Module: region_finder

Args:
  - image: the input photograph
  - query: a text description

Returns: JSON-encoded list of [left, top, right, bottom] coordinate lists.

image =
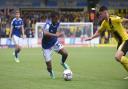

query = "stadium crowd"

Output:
[[0, 10, 90, 38], [0, 9, 128, 38]]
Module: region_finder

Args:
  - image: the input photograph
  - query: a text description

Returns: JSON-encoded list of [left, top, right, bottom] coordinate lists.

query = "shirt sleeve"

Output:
[[11, 20, 14, 29], [43, 23, 50, 31], [57, 22, 60, 31], [21, 20, 24, 26], [11, 20, 14, 26], [98, 20, 106, 33]]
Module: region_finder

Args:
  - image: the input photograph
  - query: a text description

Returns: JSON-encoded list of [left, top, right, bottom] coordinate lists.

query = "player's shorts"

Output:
[[12, 35, 22, 46], [43, 41, 63, 62], [117, 40, 128, 56]]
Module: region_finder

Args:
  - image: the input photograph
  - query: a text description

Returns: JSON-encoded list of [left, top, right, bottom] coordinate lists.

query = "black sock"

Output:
[[47, 68, 52, 74], [15, 49, 20, 58], [61, 54, 68, 63]]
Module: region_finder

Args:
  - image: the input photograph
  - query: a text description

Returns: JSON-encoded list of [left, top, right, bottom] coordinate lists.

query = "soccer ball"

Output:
[[63, 69, 73, 81]]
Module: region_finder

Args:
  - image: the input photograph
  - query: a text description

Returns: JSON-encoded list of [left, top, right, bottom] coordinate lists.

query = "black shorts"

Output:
[[117, 40, 128, 56]]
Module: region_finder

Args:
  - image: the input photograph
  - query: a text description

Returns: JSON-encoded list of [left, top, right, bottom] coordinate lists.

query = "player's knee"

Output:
[[114, 55, 121, 62]]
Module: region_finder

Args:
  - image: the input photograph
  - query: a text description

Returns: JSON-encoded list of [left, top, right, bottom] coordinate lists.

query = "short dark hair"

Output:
[[99, 6, 108, 12], [50, 11, 59, 18], [15, 10, 20, 13]]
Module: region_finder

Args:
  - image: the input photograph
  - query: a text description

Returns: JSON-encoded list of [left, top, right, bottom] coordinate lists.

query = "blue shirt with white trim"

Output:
[[42, 20, 60, 49], [11, 18, 24, 37]]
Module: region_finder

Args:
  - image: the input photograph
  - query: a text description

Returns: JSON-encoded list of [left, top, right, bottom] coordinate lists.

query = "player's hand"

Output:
[[56, 32, 64, 37], [85, 37, 92, 41]]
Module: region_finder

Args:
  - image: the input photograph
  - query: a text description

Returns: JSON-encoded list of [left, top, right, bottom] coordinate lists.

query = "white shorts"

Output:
[[12, 35, 23, 46], [43, 41, 63, 62]]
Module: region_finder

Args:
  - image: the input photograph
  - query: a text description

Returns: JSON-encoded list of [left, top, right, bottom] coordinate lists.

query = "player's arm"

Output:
[[85, 21, 105, 41], [9, 22, 13, 39], [122, 18, 128, 23], [21, 25, 25, 38], [85, 30, 100, 41], [113, 17, 128, 23], [21, 20, 25, 38]]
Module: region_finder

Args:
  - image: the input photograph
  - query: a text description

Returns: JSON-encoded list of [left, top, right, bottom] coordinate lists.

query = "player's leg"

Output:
[[43, 49, 55, 79], [46, 61, 55, 79], [54, 41, 70, 69], [15, 45, 21, 58], [115, 40, 128, 72], [12, 35, 21, 62], [59, 48, 70, 69]]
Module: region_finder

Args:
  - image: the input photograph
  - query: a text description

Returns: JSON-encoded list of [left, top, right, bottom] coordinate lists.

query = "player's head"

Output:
[[15, 10, 20, 19], [50, 11, 60, 24], [99, 6, 109, 20]]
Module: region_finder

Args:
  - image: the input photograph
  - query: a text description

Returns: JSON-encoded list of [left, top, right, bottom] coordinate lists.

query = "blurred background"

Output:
[[0, 0, 128, 48]]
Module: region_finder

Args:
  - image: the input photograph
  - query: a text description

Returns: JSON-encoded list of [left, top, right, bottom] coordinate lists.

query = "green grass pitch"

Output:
[[0, 47, 128, 89]]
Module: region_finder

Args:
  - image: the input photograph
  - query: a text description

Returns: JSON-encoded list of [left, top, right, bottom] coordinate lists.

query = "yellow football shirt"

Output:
[[98, 15, 128, 43]]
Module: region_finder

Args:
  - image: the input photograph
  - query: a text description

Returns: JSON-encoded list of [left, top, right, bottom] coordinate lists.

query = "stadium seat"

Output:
[[76, 0, 87, 7], [47, 0, 57, 7]]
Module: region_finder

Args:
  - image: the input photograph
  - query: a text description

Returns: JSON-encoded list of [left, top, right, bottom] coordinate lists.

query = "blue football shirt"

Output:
[[42, 20, 60, 49], [11, 18, 24, 37]]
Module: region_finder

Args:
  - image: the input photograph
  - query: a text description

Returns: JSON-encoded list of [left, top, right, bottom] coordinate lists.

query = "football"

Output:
[[63, 69, 73, 81]]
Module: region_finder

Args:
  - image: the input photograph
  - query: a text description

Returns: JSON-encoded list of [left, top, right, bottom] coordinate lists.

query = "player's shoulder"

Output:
[[110, 15, 120, 18], [57, 21, 60, 25], [12, 18, 23, 21], [11, 18, 17, 24], [18, 18, 23, 22], [12, 18, 17, 22], [45, 19, 52, 25], [110, 15, 121, 20], [43, 19, 51, 29], [19, 18, 23, 20]]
